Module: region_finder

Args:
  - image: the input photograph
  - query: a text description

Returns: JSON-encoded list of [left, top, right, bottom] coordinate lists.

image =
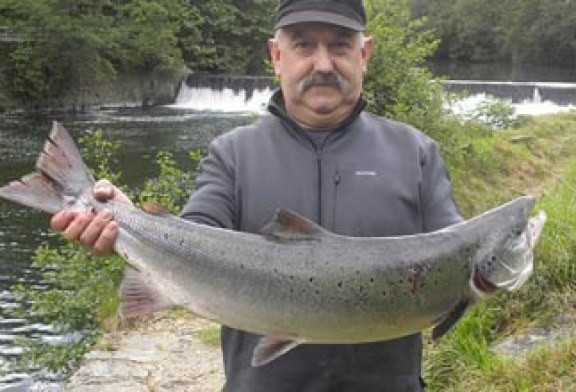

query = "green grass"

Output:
[[197, 325, 221, 347], [424, 111, 576, 391]]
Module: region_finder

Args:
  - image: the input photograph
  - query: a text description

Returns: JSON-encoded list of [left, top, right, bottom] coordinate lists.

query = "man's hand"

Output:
[[50, 180, 132, 256], [491, 211, 547, 292]]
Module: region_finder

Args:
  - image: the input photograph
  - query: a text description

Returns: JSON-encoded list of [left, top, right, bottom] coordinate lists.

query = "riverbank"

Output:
[[66, 311, 224, 392]]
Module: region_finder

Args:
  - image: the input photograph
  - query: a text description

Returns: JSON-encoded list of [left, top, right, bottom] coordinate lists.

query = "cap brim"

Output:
[[274, 10, 365, 31]]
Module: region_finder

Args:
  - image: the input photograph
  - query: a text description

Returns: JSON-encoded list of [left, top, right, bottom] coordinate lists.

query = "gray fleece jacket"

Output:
[[181, 90, 462, 392]]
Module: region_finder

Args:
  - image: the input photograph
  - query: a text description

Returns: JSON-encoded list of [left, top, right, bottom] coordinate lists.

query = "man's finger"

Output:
[[51, 211, 75, 232], [61, 211, 95, 242], [92, 221, 119, 256], [78, 209, 114, 248]]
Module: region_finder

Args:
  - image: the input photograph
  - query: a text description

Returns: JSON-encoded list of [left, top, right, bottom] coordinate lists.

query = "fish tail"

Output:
[[0, 121, 95, 214]]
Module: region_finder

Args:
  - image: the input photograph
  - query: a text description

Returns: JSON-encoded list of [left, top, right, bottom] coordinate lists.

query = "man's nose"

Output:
[[313, 45, 335, 73]]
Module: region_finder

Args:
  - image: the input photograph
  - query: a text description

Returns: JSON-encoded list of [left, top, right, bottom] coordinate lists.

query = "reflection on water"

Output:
[[0, 107, 254, 390], [429, 60, 576, 82]]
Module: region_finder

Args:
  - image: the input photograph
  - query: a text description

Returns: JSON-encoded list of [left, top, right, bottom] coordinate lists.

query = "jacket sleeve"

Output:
[[180, 135, 236, 229], [419, 139, 463, 232]]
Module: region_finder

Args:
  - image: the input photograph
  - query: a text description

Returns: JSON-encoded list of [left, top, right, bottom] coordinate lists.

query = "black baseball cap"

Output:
[[274, 0, 366, 32]]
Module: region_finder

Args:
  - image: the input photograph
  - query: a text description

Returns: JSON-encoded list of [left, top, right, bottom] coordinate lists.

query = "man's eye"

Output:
[[333, 41, 352, 51], [294, 41, 312, 49]]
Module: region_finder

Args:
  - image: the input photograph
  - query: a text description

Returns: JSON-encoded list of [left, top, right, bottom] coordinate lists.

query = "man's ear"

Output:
[[361, 36, 374, 74], [268, 38, 281, 77]]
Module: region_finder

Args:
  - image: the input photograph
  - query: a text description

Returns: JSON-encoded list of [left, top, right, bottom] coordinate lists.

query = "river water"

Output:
[[0, 107, 254, 391]]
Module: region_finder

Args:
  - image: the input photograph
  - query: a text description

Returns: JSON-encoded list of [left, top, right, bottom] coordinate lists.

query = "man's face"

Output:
[[269, 23, 373, 130]]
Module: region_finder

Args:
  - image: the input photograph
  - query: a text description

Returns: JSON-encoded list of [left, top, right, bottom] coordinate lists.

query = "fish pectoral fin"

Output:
[[118, 267, 175, 318], [431, 299, 471, 340], [252, 336, 302, 367], [260, 208, 325, 242]]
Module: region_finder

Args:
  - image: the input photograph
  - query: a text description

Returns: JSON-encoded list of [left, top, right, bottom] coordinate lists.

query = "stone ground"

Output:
[[65, 311, 224, 392], [63, 308, 576, 391]]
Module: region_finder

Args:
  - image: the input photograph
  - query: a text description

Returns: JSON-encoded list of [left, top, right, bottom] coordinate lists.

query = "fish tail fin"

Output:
[[0, 121, 95, 214]]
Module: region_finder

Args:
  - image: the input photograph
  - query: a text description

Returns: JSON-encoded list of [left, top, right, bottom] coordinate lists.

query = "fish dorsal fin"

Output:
[[118, 267, 176, 319], [252, 336, 302, 367], [261, 209, 324, 242]]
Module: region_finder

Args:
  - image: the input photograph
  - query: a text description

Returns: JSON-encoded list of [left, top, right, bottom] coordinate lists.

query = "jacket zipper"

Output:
[[333, 170, 341, 230], [316, 149, 323, 225]]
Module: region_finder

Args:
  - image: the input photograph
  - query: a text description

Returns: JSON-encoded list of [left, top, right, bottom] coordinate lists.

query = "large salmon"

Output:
[[0, 122, 546, 366]]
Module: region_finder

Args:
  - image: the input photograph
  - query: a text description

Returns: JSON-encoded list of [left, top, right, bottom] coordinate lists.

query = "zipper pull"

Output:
[[334, 171, 341, 185]]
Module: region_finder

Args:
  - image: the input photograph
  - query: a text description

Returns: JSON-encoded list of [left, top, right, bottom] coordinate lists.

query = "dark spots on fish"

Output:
[[369, 277, 374, 284], [356, 270, 361, 275], [179, 239, 185, 247], [382, 290, 387, 297], [315, 290, 320, 295], [337, 281, 343, 288], [240, 264, 245, 270], [289, 275, 295, 280], [359, 285, 365, 293], [273, 268, 279, 274], [309, 277, 314, 283], [409, 264, 425, 295], [163, 232, 169, 240]]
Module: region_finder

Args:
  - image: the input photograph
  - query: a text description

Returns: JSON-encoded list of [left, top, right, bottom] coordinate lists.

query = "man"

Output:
[[51, 1, 527, 390]]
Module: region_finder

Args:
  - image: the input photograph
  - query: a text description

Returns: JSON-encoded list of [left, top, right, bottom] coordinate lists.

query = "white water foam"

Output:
[[168, 83, 274, 114], [450, 92, 574, 119]]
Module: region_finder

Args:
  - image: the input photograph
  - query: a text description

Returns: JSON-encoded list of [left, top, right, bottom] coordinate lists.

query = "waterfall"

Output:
[[532, 87, 542, 103], [443, 80, 576, 105], [169, 74, 276, 113], [165, 75, 575, 116]]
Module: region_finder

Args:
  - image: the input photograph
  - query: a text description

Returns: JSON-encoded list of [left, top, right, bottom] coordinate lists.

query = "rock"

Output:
[[492, 313, 576, 358], [66, 311, 224, 392]]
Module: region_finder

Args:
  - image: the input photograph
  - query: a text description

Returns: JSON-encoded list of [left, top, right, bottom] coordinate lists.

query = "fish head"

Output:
[[472, 196, 546, 296]]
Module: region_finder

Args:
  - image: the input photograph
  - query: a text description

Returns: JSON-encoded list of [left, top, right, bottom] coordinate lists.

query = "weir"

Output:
[[171, 74, 576, 113], [171, 74, 276, 113], [444, 80, 576, 105]]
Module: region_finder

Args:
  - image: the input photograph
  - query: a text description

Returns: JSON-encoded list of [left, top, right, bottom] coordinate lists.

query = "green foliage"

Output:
[[11, 243, 125, 373], [364, 0, 448, 143], [9, 129, 126, 374], [197, 325, 222, 347], [9, 128, 201, 375], [1, 0, 119, 107], [79, 128, 122, 184], [411, 0, 576, 67], [137, 149, 200, 213], [424, 113, 576, 391], [448, 95, 517, 131], [178, 1, 275, 74], [0, 0, 276, 107]]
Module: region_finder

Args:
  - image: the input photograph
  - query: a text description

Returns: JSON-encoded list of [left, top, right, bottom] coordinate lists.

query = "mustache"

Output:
[[297, 72, 349, 93]]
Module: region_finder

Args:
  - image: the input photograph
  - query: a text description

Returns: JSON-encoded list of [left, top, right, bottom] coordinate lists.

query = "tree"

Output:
[[411, 0, 576, 67], [178, 0, 275, 74], [364, 0, 446, 140]]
